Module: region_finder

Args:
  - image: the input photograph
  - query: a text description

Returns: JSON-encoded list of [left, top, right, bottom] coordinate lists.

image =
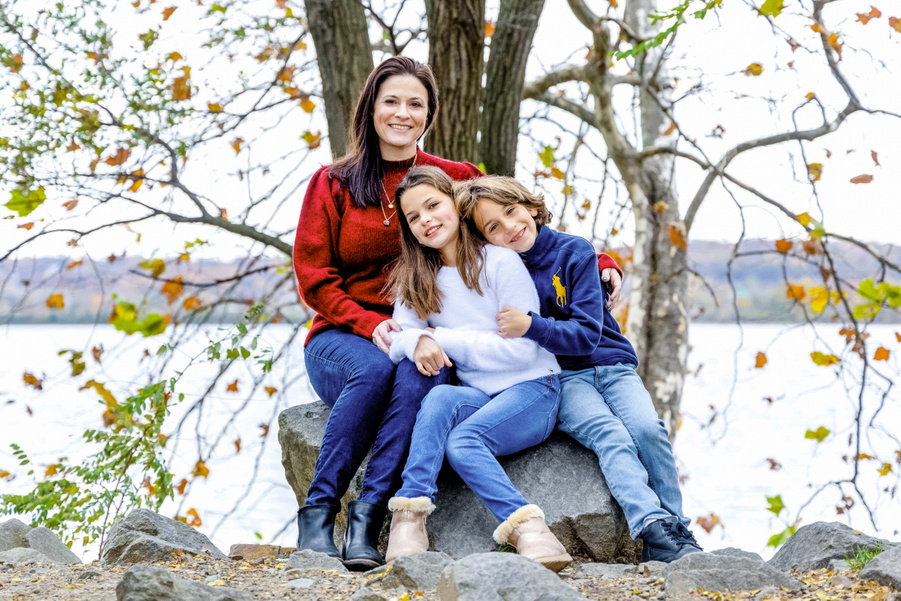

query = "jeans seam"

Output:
[[465, 383, 557, 443]]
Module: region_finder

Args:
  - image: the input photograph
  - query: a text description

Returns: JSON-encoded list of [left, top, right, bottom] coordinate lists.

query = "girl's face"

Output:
[[400, 184, 460, 265], [373, 75, 428, 161], [473, 199, 539, 254]]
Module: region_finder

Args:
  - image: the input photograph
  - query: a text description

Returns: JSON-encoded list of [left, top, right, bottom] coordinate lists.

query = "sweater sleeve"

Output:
[[431, 248, 547, 372], [387, 298, 432, 364], [597, 253, 623, 277], [524, 251, 605, 355], [292, 167, 386, 338]]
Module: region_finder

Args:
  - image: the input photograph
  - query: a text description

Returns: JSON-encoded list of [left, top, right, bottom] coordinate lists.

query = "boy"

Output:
[[457, 176, 702, 563]]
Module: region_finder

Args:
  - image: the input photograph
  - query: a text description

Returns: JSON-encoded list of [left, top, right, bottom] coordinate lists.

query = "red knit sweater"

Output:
[[292, 148, 622, 345]]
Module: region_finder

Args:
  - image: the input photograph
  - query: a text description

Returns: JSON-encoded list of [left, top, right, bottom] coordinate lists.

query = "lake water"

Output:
[[1, 323, 899, 561]]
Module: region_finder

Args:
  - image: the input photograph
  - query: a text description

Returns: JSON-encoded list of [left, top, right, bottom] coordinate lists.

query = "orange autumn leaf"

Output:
[[17, 223, 33, 230], [890, 17, 901, 32], [850, 174, 873, 184], [874, 347, 890, 361], [805, 92, 816, 100], [301, 130, 321, 149], [104, 148, 131, 166], [264, 386, 278, 397], [176, 478, 188, 494], [92, 345, 104, 363], [300, 97, 315, 113], [234, 438, 241, 453], [775, 239, 793, 253], [45, 464, 58, 477], [66, 260, 82, 270], [192, 460, 209, 478], [877, 463, 893, 476], [276, 65, 294, 83], [666, 223, 687, 251], [161, 277, 184, 304], [62, 199, 79, 211], [162, 6, 176, 19], [231, 137, 244, 154], [172, 68, 191, 101], [786, 284, 805, 301], [485, 20, 495, 38], [182, 295, 202, 311], [811, 22, 825, 33], [226, 379, 239, 393], [826, 33, 842, 57], [755, 352, 767, 369], [856, 6, 881, 24], [895, 332, 901, 342], [166, 51, 183, 62], [696, 513, 721, 533], [662, 122, 677, 136], [23, 372, 43, 390], [129, 169, 144, 193], [259, 423, 270, 438], [807, 163, 822, 182], [744, 63, 763, 76], [46, 294, 64, 309], [208, 103, 222, 113], [8, 54, 23, 73], [871, 150, 879, 166], [0, 470, 11, 479], [187, 508, 202, 527]]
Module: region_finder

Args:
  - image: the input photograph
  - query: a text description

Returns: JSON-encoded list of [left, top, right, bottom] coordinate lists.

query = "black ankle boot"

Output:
[[639, 517, 703, 563], [297, 504, 341, 558], [342, 500, 387, 571]]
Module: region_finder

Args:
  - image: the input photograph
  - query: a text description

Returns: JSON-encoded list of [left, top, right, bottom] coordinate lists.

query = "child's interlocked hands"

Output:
[[496, 306, 531, 339], [413, 329, 453, 376]]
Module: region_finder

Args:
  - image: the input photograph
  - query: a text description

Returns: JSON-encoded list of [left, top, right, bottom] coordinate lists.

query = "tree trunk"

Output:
[[425, 0, 485, 163], [481, 0, 546, 175], [304, 0, 373, 160]]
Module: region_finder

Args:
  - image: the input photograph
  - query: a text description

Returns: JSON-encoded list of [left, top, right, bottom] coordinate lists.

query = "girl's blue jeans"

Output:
[[557, 363, 687, 538], [303, 328, 452, 508], [395, 375, 560, 522]]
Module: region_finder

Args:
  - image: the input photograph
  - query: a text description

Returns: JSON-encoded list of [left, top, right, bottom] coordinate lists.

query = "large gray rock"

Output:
[[664, 548, 803, 596], [116, 565, 253, 601], [279, 402, 636, 562], [0, 547, 53, 567], [859, 544, 901, 589], [768, 522, 896, 572], [102, 509, 227, 565], [25, 527, 81, 564], [437, 552, 585, 601], [382, 551, 454, 590], [0, 519, 30, 552]]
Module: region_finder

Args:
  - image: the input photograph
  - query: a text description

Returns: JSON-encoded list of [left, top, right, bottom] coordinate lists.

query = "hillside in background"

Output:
[[2, 239, 899, 325]]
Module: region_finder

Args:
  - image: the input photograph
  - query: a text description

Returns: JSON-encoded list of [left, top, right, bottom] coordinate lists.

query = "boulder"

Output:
[[0, 519, 30, 552], [859, 544, 901, 590], [664, 548, 803, 596], [227, 543, 293, 560], [116, 564, 253, 601], [382, 551, 454, 590], [768, 522, 896, 572], [0, 547, 53, 567], [25, 527, 82, 564], [101, 509, 227, 565], [437, 552, 585, 601], [278, 402, 636, 562]]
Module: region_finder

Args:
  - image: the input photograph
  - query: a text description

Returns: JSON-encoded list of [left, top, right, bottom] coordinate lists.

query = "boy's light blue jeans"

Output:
[[558, 363, 687, 539], [395, 375, 560, 522]]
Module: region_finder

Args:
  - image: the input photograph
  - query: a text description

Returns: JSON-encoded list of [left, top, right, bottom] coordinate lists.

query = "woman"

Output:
[[292, 56, 482, 570]]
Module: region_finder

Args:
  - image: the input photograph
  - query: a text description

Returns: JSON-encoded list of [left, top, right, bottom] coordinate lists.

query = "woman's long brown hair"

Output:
[[386, 166, 486, 320]]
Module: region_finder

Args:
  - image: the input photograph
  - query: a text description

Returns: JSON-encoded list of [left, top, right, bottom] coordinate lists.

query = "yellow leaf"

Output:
[[485, 20, 495, 38], [797, 212, 812, 226], [208, 103, 222, 113], [23, 372, 43, 390], [80, 380, 120, 408], [129, 169, 144, 193], [231, 137, 243, 154], [162, 6, 176, 20], [826, 33, 842, 58], [874, 347, 889, 361], [264, 386, 278, 397], [226, 379, 239, 393], [141, 258, 166, 277], [775, 239, 793, 253], [45, 464, 58, 477], [807, 163, 822, 182], [300, 97, 315, 113], [744, 63, 763, 76], [850, 174, 873, 184], [192, 460, 209, 478], [187, 507, 202, 527], [183, 296, 202, 311], [178, 253, 190, 262], [166, 51, 183, 62], [550, 166, 565, 180], [301, 130, 321, 149], [654, 201, 669, 213], [0, 470, 11, 478], [174, 515, 188, 524], [46, 293, 64, 309], [208, 579, 227, 587], [811, 351, 840, 367], [877, 462, 892, 476], [62, 199, 79, 211], [755, 351, 767, 368]]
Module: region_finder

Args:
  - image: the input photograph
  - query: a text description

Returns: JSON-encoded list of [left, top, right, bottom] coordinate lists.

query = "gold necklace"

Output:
[[378, 151, 417, 227]]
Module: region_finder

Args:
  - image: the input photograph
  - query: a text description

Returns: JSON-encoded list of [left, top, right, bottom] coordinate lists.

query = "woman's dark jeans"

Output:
[[303, 328, 451, 508]]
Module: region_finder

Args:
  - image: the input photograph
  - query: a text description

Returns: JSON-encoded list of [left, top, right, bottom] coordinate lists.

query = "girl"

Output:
[[382, 165, 572, 572]]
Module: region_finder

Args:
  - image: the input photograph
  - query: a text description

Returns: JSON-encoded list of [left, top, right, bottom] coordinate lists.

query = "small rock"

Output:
[[858, 544, 901, 590], [282, 548, 348, 578], [664, 550, 803, 596], [768, 522, 895, 572], [830, 574, 855, 588], [77, 569, 104, 580], [753, 586, 778, 601], [884, 593, 901, 601], [0, 519, 31, 552], [24, 527, 82, 564], [576, 562, 638, 579], [382, 551, 453, 590], [656, 590, 667, 600], [438, 552, 584, 600], [115, 564, 253, 601], [102, 509, 227, 565], [828, 559, 851, 573], [283, 578, 316, 589], [639, 561, 667, 578], [227, 543, 286, 560], [350, 587, 389, 601], [0, 548, 53, 567]]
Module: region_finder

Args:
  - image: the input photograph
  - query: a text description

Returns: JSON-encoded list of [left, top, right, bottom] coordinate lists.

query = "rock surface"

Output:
[[437, 552, 585, 600], [227, 543, 294, 560], [115, 564, 253, 601], [859, 544, 901, 590], [768, 522, 896, 572], [0, 547, 53, 567], [576, 562, 638, 579], [101, 508, 228, 565], [0, 519, 30, 552], [382, 551, 453, 590], [278, 402, 637, 562], [282, 548, 348, 578], [664, 548, 803, 596], [0, 518, 81, 564]]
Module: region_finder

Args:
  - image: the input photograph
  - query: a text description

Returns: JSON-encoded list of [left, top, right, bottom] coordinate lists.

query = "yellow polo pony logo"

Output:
[[552, 268, 567, 307]]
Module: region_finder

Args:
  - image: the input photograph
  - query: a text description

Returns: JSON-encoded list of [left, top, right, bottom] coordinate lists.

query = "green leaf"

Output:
[[539, 145, 555, 169], [5, 187, 47, 217], [759, 0, 783, 18], [804, 426, 830, 443], [765, 494, 785, 516], [767, 523, 797, 548]]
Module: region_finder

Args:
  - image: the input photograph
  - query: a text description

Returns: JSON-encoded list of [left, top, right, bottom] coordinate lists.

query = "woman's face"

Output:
[[400, 184, 460, 265], [373, 75, 428, 161]]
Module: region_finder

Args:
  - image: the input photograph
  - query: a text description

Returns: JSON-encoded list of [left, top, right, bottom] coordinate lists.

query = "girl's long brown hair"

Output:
[[386, 166, 486, 320]]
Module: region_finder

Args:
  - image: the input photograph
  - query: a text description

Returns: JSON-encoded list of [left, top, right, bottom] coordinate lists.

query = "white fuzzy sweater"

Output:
[[389, 245, 560, 395]]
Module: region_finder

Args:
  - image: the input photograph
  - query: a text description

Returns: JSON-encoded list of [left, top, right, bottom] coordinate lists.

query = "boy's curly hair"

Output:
[[455, 176, 553, 235]]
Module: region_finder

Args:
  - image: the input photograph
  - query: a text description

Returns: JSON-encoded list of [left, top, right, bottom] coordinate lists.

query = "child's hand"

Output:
[[496, 306, 531, 338], [413, 335, 452, 376], [372, 318, 401, 353], [601, 268, 622, 309]]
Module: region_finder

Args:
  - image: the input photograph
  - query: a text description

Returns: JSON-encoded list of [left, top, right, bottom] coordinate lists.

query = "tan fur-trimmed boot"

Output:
[[494, 504, 572, 572], [385, 496, 434, 564]]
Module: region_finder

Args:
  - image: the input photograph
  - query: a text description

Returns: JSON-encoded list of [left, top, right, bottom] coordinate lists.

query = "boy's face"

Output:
[[473, 199, 539, 253]]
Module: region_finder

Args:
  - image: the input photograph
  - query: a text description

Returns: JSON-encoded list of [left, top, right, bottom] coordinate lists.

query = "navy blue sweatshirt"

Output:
[[521, 226, 638, 370]]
